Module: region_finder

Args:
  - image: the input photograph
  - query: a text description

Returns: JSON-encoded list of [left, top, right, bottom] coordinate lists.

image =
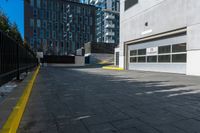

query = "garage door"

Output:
[[127, 34, 187, 74]]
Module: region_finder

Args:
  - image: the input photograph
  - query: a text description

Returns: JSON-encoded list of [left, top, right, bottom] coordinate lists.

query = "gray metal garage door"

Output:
[[127, 34, 187, 74]]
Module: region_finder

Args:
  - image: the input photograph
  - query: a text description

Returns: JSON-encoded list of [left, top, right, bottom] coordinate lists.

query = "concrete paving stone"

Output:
[[82, 115, 111, 126], [111, 118, 160, 133], [111, 118, 144, 130], [137, 110, 185, 126], [155, 124, 187, 133], [57, 119, 90, 133], [173, 119, 200, 133], [120, 127, 143, 133], [88, 123, 119, 133]]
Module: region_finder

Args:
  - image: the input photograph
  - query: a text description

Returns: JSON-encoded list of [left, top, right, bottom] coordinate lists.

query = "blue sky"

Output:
[[0, 0, 24, 38]]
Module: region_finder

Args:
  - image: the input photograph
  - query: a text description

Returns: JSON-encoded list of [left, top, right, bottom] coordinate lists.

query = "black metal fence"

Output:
[[41, 55, 75, 64], [0, 30, 38, 86]]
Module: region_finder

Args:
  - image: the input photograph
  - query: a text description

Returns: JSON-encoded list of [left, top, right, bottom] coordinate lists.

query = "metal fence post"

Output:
[[17, 44, 20, 80]]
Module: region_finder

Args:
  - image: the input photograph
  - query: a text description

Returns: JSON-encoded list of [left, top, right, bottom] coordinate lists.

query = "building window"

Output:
[[33, 29, 37, 37], [43, 0, 47, 9], [159, 45, 171, 54], [53, 31, 56, 39], [37, 19, 41, 28], [43, 20, 46, 29], [40, 30, 43, 38], [30, 19, 34, 27], [37, 0, 40, 8], [130, 57, 137, 63], [138, 49, 146, 55], [138, 56, 146, 62], [172, 54, 186, 63], [147, 56, 157, 62], [172, 43, 186, 53], [46, 11, 49, 19], [40, 10, 43, 19], [130, 50, 137, 56], [46, 31, 49, 38], [158, 55, 171, 62], [30, 0, 34, 7], [125, 0, 138, 11], [34, 9, 37, 18]]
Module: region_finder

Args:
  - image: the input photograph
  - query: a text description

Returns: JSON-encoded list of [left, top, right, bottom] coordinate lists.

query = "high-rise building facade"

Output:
[[25, 0, 96, 55], [86, 0, 120, 44]]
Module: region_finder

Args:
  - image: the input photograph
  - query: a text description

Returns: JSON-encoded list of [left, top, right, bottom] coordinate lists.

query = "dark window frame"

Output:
[[172, 43, 186, 53], [125, 0, 138, 11], [158, 45, 171, 54]]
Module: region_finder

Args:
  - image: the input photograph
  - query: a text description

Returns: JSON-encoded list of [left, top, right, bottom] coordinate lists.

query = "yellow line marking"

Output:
[[0, 66, 40, 133], [102, 66, 124, 71]]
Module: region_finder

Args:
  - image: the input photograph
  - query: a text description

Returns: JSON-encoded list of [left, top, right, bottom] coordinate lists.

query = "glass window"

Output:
[[172, 54, 186, 62], [158, 55, 170, 62], [33, 29, 37, 37], [40, 10, 43, 19], [43, 21, 46, 28], [30, 0, 34, 7], [52, 31, 55, 39], [172, 43, 186, 53], [138, 49, 146, 55], [90, 17, 93, 26], [130, 50, 137, 56], [33, 9, 37, 18], [40, 30, 43, 38], [43, 1, 47, 9], [37, 19, 40, 28], [30, 19, 34, 27], [147, 56, 157, 62], [37, 0, 40, 8], [130, 57, 137, 63], [46, 31, 49, 38], [159, 45, 171, 54], [125, 0, 138, 11], [46, 11, 49, 18], [138, 56, 146, 62]]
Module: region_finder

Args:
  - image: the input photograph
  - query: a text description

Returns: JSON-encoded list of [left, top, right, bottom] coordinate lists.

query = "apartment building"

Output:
[[24, 0, 96, 55], [87, 0, 120, 44]]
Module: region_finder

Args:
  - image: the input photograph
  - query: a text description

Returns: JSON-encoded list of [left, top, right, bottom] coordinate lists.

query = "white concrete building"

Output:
[[118, 0, 200, 76]]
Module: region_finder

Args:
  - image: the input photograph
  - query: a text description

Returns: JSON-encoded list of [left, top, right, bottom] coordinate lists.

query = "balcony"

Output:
[[105, 31, 115, 36], [90, 0, 101, 4], [105, 24, 115, 28], [95, 0, 101, 4], [105, 39, 115, 43], [90, 0, 96, 3], [105, 14, 115, 19]]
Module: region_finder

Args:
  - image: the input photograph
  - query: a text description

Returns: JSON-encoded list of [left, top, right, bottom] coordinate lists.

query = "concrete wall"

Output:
[[89, 53, 114, 64], [45, 56, 85, 67], [120, 0, 200, 75]]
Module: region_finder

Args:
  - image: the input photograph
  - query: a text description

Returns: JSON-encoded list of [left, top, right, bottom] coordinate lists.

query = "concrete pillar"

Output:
[[186, 24, 200, 76]]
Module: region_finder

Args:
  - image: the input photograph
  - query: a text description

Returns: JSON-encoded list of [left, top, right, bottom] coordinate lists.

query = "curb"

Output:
[[0, 66, 40, 133], [102, 66, 124, 71]]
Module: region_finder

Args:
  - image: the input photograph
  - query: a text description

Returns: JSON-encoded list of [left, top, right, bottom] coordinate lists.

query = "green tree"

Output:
[[0, 10, 10, 33], [9, 22, 23, 44], [0, 10, 23, 44]]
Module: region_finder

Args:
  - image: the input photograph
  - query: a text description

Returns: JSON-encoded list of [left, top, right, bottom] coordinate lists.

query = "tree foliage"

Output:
[[0, 10, 23, 44]]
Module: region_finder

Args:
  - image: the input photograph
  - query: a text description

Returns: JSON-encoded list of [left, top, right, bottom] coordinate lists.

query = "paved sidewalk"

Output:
[[18, 67, 200, 133]]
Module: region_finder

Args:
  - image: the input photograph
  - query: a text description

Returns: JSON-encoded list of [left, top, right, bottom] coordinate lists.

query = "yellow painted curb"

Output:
[[102, 66, 124, 71], [98, 60, 111, 65], [0, 66, 40, 133]]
